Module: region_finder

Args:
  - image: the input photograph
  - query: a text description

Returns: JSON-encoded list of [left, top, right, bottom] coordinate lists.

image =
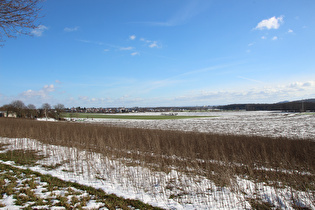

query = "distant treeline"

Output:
[[215, 99, 315, 112]]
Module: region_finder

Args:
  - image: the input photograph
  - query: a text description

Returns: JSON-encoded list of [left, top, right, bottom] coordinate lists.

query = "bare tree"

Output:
[[0, 0, 42, 44], [54, 103, 65, 120], [10, 100, 26, 117], [41, 102, 51, 118], [26, 103, 37, 118], [27, 104, 36, 110]]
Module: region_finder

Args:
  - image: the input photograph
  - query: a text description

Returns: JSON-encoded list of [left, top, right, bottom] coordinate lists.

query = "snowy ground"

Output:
[[0, 164, 106, 210], [0, 137, 314, 209], [68, 111, 315, 140], [1, 111, 314, 209]]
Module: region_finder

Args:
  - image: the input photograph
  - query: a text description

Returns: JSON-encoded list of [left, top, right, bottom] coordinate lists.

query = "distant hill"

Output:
[[276, 100, 290, 104], [215, 99, 315, 112], [293, 98, 315, 103]]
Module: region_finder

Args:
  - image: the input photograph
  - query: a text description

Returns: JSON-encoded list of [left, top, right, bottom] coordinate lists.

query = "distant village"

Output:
[[65, 106, 214, 114], [0, 100, 217, 119], [1, 98, 314, 119]]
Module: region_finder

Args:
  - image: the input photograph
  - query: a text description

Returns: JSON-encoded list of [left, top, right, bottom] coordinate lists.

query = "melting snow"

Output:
[[0, 136, 314, 209], [1, 111, 314, 209], [69, 111, 315, 140]]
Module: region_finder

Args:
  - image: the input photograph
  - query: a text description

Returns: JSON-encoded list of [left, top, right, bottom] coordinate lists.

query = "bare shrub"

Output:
[[0, 118, 314, 191]]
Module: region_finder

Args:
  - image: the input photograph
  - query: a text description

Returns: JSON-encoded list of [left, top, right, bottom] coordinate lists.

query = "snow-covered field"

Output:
[[69, 111, 315, 140], [1, 111, 314, 209], [0, 136, 314, 209]]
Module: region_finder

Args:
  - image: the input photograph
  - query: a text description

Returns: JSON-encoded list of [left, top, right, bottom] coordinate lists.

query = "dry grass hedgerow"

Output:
[[0, 118, 314, 192]]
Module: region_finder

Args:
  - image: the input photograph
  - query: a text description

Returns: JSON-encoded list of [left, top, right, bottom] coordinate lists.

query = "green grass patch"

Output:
[[0, 149, 45, 166], [0, 162, 163, 209], [62, 113, 215, 120], [300, 112, 315, 115]]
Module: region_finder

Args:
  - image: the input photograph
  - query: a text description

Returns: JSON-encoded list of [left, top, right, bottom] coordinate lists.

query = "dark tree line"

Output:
[[216, 100, 315, 112], [0, 100, 65, 119]]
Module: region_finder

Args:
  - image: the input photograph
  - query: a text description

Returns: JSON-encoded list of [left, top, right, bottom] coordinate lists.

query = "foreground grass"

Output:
[[0, 149, 162, 210], [62, 112, 215, 120]]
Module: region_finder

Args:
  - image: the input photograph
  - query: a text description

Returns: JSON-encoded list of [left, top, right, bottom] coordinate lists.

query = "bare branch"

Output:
[[0, 0, 43, 44]]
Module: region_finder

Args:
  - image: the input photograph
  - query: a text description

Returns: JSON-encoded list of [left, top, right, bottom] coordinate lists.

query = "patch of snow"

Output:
[[68, 111, 315, 140], [0, 137, 314, 209], [85, 200, 108, 209], [37, 118, 58, 122], [1, 194, 20, 210]]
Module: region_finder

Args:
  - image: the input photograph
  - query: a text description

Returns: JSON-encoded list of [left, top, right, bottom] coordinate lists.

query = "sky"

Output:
[[1, 0, 315, 108]]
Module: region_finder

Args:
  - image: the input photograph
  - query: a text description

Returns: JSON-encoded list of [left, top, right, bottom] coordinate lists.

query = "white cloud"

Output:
[[131, 52, 139, 56], [76, 95, 144, 107], [3, 84, 65, 107], [140, 38, 150, 43], [140, 38, 161, 48], [120, 46, 133, 51], [44, 84, 55, 91], [64, 26, 79, 32], [288, 81, 315, 89], [78, 96, 89, 101], [71, 79, 315, 106], [21, 84, 55, 99], [81, 80, 315, 107], [261, 36, 267, 39], [272, 36, 278, 40], [188, 80, 315, 104], [149, 41, 158, 48], [255, 16, 284, 30], [129, 35, 136, 40], [16, 80, 312, 108], [288, 29, 293, 33], [31, 25, 48, 37], [303, 81, 315, 87], [156, 80, 313, 106]]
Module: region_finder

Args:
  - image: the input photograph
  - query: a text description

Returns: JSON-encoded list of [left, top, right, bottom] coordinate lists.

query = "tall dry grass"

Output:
[[0, 118, 314, 191]]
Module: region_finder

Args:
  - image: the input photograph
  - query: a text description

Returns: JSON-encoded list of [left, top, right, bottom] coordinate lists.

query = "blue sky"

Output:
[[1, 0, 315, 108]]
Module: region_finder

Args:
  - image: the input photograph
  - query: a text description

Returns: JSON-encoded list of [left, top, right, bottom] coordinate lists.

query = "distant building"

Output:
[[0, 111, 17, 118]]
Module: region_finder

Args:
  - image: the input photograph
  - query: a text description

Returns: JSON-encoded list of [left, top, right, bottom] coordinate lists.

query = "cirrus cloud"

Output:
[[64, 26, 79, 32]]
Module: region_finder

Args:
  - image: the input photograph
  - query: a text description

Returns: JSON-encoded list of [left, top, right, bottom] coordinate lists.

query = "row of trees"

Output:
[[216, 100, 315, 112], [0, 100, 65, 119]]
